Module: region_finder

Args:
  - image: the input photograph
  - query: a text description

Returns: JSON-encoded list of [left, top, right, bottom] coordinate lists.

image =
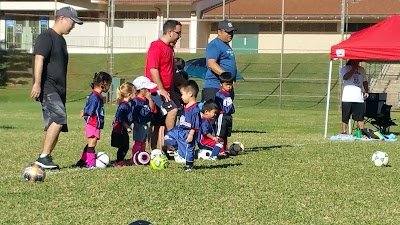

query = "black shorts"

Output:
[[216, 114, 233, 137], [202, 88, 235, 102], [111, 132, 130, 150], [150, 92, 177, 127], [201, 88, 219, 102], [41, 92, 68, 132], [342, 102, 365, 123]]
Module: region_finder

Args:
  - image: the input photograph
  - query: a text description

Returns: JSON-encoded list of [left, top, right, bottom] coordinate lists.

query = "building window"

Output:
[[259, 23, 282, 32], [285, 23, 337, 33], [115, 11, 157, 19], [345, 23, 375, 32], [78, 11, 100, 21]]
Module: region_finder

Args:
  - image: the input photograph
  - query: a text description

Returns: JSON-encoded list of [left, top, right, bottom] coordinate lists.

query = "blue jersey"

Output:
[[131, 96, 154, 124], [83, 90, 105, 129], [215, 90, 235, 115], [198, 117, 216, 142], [112, 100, 131, 134], [204, 38, 237, 89], [178, 103, 201, 131]]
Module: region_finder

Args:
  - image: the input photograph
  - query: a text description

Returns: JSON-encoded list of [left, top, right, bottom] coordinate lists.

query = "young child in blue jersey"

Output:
[[215, 72, 235, 155], [130, 76, 157, 160], [198, 100, 224, 160], [163, 80, 201, 171], [111, 82, 135, 167], [76, 72, 112, 168]]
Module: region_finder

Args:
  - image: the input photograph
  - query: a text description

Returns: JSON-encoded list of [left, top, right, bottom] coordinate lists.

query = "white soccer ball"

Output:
[[150, 149, 165, 159], [96, 152, 110, 168], [371, 151, 389, 167], [198, 149, 212, 160]]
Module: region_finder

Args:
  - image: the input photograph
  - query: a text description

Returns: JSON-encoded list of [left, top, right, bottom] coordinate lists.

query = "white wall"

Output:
[[66, 21, 158, 53], [204, 33, 342, 54], [0, 1, 94, 11], [258, 34, 342, 53]]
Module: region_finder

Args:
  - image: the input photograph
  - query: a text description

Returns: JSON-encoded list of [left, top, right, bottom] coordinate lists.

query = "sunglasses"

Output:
[[223, 30, 234, 35], [170, 30, 181, 37]]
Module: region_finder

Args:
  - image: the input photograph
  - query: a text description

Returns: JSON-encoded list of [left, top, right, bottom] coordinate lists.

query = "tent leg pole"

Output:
[[324, 60, 334, 138]]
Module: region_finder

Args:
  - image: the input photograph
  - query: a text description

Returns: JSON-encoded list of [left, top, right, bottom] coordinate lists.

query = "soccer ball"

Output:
[[96, 152, 110, 168], [23, 164, 46, 183], [229, 142, 245, 156], [133, 151, 150, 165], [150, 154, 169, 170], [371, 151, 389, 167], [150, 149, 165, 159], [198, 149, 212, 160]]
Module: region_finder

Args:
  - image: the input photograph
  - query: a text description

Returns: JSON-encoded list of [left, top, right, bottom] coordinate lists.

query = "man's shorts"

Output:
[[216, 114, 233, 137], [342, 102, 365, 123], [202, 88, 235, 102], [41, 92, 68, 132], [201, 88, 219, 102], [150, 92, 177, 127]]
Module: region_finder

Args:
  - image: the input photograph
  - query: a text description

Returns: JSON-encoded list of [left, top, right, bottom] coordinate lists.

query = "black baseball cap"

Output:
[[218, 20, 236, 32], [56, 6, 83, 25]]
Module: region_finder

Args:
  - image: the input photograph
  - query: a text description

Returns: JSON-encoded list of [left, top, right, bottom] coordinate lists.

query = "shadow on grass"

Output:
[[246, 145, 294, 152], [194, 162, 242, 170], [232, 130, 267, 134], [0, 125, 16, 129]]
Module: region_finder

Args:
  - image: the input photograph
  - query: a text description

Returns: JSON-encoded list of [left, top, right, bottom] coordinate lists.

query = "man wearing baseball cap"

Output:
[[30, 6, 83, 169], [202, 19, 238, 102]]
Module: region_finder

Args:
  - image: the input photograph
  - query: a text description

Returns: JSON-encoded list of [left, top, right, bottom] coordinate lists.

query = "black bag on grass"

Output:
[[362, 128, 379, 139]]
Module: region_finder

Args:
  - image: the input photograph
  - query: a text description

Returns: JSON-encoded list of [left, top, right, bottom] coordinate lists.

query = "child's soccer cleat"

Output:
[[75, 159, 86, 168], [183, 165, 193, 172], [113, 160, 126, 167]]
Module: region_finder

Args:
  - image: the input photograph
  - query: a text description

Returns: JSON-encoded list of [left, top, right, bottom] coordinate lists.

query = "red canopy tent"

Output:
[[324, 15, 400, 137]]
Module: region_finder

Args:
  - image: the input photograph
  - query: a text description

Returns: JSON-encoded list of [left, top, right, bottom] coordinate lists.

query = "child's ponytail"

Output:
[[91, 71, 112, 90], [116, 82, 135, 101]]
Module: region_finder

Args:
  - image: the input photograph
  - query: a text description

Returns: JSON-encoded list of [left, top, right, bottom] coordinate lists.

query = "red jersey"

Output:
[[145, 39, 174, 92]]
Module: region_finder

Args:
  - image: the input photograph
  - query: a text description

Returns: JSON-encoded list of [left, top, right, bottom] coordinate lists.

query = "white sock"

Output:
[[40, 154, 48, 158]]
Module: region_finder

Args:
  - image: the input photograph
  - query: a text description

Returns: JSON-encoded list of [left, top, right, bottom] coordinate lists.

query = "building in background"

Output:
[[0, 0, 399, 54]]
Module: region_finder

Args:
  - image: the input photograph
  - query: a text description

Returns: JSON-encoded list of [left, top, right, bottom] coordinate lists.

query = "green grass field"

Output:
[[1, 53, 400, 224]]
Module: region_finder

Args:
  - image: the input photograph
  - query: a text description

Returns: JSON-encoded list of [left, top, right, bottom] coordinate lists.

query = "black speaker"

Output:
[[365, 93, 387, 118]]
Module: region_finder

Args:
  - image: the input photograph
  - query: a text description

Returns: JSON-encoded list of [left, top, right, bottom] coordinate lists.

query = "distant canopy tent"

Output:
[[324, 15, 400, 138]]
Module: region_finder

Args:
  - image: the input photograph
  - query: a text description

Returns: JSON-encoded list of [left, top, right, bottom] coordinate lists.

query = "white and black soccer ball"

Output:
[[198, 149, 212, 160], [150, 149, 165, 160], [23, 164, 46, 183], [96, 152, 110, 168], [133, 151, 150, 165], [229, 142, 245, 156], [371, 151, 389, 167]]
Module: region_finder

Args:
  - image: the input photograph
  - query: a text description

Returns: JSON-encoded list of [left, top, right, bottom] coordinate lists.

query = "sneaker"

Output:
[[35, 155, 59, 169], [209, 156, 217, 161], [184, 165, 193, 172], [85, 165, 97, 169], [113, 160, 126, 167], [75, 159, 86, 168], [174, 151, 186, 163]]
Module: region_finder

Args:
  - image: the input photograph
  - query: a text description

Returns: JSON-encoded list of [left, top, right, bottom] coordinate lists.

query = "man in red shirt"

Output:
[[145, 20, 182, 149]]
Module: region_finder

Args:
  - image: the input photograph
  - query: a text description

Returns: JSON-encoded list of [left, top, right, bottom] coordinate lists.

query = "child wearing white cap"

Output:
[[130, 76, 157, 160]]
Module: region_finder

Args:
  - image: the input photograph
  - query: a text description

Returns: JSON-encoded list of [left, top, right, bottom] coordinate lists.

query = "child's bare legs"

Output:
[[150, 125, 159, 150], [158, 126, 165, 149]]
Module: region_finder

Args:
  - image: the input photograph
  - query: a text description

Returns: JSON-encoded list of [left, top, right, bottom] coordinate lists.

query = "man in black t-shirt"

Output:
[[30, 6, 83, 169]]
